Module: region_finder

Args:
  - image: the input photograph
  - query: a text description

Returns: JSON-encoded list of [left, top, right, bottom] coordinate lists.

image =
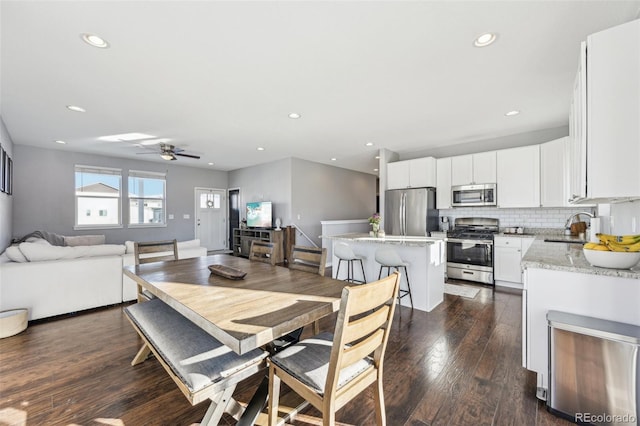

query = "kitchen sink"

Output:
[[543, 238, 586, 244]]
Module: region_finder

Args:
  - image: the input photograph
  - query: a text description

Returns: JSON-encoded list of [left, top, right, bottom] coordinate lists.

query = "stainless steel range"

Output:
[[447, 217, 499, 285]]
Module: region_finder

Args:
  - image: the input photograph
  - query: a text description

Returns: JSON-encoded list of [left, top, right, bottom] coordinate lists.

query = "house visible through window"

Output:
[[75, 165, 122, 228], [128, 170, 166, 226]]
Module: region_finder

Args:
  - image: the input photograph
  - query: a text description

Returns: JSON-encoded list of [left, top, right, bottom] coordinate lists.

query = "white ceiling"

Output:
[[2, 1, 639, 175]]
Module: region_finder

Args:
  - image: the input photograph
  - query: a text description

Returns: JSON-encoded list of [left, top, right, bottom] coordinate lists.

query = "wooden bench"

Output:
[[124, 298, 268, 425]]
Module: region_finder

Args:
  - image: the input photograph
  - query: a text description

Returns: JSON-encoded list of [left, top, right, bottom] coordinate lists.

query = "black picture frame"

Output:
[[0, 147, 5, 193], [7, 157, 12, 195]]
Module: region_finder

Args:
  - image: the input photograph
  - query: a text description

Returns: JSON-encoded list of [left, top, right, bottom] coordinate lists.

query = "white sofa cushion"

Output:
[[4, 246, 28, 263], [18, 242, 126, 262]]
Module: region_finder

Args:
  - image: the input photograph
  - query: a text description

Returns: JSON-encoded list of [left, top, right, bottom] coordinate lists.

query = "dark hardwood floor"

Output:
[[0, 282, 572, 425]]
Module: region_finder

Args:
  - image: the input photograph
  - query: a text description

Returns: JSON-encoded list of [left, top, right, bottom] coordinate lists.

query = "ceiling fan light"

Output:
[[160, 153, 174, 161]]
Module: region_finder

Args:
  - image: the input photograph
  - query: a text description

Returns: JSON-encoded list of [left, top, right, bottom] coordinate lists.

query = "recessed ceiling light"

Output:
[[288, 113, 301, 119], [330, 157, 337, 161], [375, 155, 380, 159], [257, 147, 265, 151], [474, 32, 497, 47], [365, 142, 374, 147], [80, 33, 110, 49], [208, 162, 214, 166], [55, 140, 67, 145], [66, 105, 86, 113], [505, 110, 520, 116], [374, 168, 379, 172]]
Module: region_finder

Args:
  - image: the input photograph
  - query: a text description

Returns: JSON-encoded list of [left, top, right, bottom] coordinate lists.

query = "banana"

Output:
[[604, 240, 640, 252], [596, 233, 640, 245], [584, 242, 610, 251]]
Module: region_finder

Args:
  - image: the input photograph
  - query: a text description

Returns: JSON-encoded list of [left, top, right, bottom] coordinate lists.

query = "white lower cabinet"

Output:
[[494, 236, 534, 288]]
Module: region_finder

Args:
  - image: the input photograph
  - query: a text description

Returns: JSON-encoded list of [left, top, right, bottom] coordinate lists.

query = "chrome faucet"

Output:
[[564, 211, 595, 235]]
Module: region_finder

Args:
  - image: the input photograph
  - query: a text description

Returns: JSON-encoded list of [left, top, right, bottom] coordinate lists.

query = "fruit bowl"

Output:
[[583, 248, 640, 269]]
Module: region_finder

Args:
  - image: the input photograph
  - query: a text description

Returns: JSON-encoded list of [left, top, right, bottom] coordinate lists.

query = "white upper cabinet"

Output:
[[570, 18, 640, 203], [451, 151, 496, 186], [436, 157, 452, 209], [497, 145, 540, 208], [540, 137, 570, 207], [387, 157, 436, 190]]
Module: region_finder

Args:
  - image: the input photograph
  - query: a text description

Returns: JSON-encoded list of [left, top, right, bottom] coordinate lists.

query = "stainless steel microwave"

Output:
[[451, 184, 497, 207]]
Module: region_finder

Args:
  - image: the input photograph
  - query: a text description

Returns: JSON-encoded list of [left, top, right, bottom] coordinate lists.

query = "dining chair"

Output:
[[268, 272, 401, 426], [133, 239, 178, 302], [249, 240, 277, 266], [288, 245, 328, 335], [289, 245, 327, 276]]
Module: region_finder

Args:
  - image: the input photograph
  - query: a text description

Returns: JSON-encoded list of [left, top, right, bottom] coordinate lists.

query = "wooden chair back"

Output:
[[268, 272, 400, 425], [134, 240, 179, 265], [249, 240, 277, 266], [289, 245, 327, 276], [326, 272, 399, 398]]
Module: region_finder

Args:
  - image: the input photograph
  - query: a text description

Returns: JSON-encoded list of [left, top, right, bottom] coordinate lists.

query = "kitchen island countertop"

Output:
[[323, 233, 442, 247]]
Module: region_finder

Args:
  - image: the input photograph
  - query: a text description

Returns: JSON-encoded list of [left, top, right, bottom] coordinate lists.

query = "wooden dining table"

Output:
[[122, 253, 347, 355]]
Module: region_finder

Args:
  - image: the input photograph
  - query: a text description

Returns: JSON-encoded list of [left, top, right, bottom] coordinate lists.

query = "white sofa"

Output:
[[0, 239, 207, 321]]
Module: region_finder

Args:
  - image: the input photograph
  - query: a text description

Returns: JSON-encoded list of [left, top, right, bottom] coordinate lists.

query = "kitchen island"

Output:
[[521, 238, 640, 397], [324, 233, 446, 312]]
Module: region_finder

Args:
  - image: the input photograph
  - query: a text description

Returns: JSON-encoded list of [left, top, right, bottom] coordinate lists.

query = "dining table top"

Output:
[[123, 254, 347, 355]]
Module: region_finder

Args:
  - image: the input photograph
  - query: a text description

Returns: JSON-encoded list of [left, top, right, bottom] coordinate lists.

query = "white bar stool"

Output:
[[334, 243, 367, 284], [375, 248, 413, 309]]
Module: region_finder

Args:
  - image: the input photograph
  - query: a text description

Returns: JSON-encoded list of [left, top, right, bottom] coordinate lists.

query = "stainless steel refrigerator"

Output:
[[385, 187, 439, 236]]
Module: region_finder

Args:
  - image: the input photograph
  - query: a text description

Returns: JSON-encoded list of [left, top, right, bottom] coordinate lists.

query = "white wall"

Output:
[[602, 201, 640, 235], [0, 117, 14, 251]]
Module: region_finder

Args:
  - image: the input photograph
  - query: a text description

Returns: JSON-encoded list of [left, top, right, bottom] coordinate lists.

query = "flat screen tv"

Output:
[[246, 201, 273, 228]]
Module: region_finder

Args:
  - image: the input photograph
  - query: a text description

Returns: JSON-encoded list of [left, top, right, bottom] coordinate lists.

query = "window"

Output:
[[200, 192, 221, 209], [75, 165, 122, 228], [128, 170, 166, 226]]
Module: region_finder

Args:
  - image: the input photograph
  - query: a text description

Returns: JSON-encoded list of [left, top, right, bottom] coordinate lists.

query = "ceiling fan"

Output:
[[137, 143, 201, 161]]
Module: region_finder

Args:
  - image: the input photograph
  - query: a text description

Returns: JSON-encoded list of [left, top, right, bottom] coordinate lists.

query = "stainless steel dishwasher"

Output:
[[547, 310, 639, 425]]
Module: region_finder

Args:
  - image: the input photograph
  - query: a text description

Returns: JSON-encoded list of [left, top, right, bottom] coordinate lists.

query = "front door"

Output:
[[195, 188, 226, 251]]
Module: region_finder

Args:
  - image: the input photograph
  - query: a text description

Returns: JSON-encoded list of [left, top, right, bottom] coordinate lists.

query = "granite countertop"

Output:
[[323, 233, 440, 247], [522, 238, 640, 279]]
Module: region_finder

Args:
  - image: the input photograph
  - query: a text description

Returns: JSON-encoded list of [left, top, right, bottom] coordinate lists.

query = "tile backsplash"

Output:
[[440, 200, 640, 234], [439, 207, 597, 230]]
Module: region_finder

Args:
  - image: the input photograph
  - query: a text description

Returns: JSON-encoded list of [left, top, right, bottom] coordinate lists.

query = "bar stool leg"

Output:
[[402, 265, 413, 309], [335, 259, 342, 280], [358, 259, 367, 284]]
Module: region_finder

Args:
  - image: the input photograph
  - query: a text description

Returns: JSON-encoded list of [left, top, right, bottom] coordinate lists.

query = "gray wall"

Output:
[[0, 117, 14, 251], [291, 158, 376, 246], [228, 157, 377, 247], [12, 145, 227, 244], [228, 158, 293, 224]]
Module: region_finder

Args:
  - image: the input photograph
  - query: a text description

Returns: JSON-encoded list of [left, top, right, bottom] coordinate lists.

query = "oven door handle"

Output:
[[447, 238, 494, 245]]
